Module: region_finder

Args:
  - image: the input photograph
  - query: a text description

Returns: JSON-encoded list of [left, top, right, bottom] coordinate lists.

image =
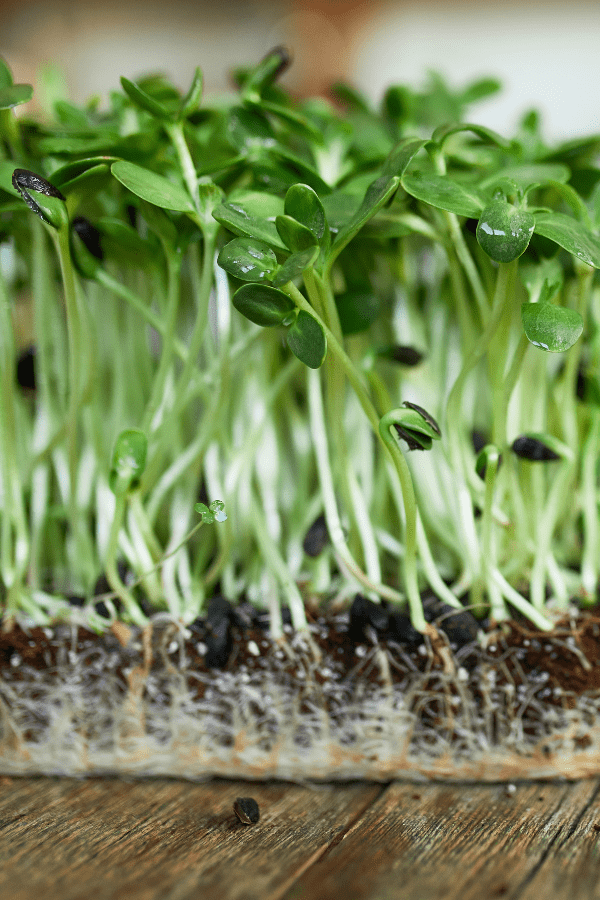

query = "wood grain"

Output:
[[520, 779, 600, 900], [283, 779, 600, 900], [0, 776, 382, 900], [1, 776, 599, 900]]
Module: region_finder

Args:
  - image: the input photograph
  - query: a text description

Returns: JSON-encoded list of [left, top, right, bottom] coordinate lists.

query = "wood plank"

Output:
[[282, 778, 600, 900], [0, 776, 382, 900], [520, 780, 600, 900]]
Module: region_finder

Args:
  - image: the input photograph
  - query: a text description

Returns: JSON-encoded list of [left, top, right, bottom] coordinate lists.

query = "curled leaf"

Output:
[[475, 444, 502, 480], [12, 168, 68, 229], [109, 429, 148, 495], [402, 401, 441, 437], [380, 406, 442, 452]]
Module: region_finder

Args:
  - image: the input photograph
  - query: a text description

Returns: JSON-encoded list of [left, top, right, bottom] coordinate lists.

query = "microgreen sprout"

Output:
[[1, 51, 599, 645]]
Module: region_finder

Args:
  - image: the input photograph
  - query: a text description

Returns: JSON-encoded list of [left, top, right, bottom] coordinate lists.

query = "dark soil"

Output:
[[2, 593, 600, 764]]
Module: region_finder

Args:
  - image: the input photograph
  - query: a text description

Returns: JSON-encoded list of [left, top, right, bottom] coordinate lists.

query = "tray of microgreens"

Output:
[[1, 49, 600, 781]]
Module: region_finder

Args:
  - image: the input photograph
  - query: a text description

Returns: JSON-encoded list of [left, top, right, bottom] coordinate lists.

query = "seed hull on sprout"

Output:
[[2, 602, 600, 782]]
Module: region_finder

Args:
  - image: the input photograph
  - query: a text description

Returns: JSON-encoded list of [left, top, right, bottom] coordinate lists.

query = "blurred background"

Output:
[[0, 0, 598, 140]]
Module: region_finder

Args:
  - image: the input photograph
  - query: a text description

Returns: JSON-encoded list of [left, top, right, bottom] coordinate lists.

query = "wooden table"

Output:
[[1, 775, 599, 899]]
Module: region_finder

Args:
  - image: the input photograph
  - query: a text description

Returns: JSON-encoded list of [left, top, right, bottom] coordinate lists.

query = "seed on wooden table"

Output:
[[233, 797, 260, 825]]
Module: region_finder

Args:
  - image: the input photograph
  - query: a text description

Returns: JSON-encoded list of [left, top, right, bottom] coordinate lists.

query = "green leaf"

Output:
[[401, 170, 485, 217], [380, 137, 428, 181], [139, 200, 178, 248], [120, 76, 171, 121], [226, 105, 274, 153], [0, 58, 13, 89], [286, 310, 327, 368], [256, 100, 323, 142], [381, 406, 441, 452], [109, 429, 148, 495], [284, 183, 326, 242], [276, 214, 317, 252], [0, 83, 33, 109], [476, 200, 535, 263], [270, 146, 332, 194], [212, 191, 286, 249], [232, 283, 295, 326], [527, 180, 589, 224], [460, 78, 502, 106], [51, 156, 119, 187], [241, 46, 291, 101], [60, 163, 111, 216], [336, 290, 381, 335], [329, 176, 399, 263], [327, 138, 426, 266], [521, 302, 583, 352], [0, 160, 21, 197], [475, 444, 501, 480], [533, 211, 600, 268], [432, 122, 511, 151], [479, 163, 571, 193], [179, 66, 203, 119], [195, 499, 227, 524], [111, 160, 193, 212], [218, 237, 278, 282], [520, 258, 563, 304], [272, 246, 319, 287]]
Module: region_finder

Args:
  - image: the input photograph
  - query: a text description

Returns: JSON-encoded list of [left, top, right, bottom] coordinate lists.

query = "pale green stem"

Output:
[[491, 569, 554, 631], [378, 411, 427, 632], [529, 461, 574, 611], [307, 367, 404, 604], [250, 490, 309, 633], [430, 149, 488, 322], [479, 451, 507, 622], [166, 121, 200, 211], [446, 261, 517, 585], [105, 490, 148, 628], [581, 411, 600, 596], [96, 269, 189, 362], [141, 250, 182, 434], [0, 266, 29, 596], [54, 225, 85, 508]]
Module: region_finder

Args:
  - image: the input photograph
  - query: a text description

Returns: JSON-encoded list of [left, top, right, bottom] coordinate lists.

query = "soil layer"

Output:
[[2, 596, 600, 782]]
